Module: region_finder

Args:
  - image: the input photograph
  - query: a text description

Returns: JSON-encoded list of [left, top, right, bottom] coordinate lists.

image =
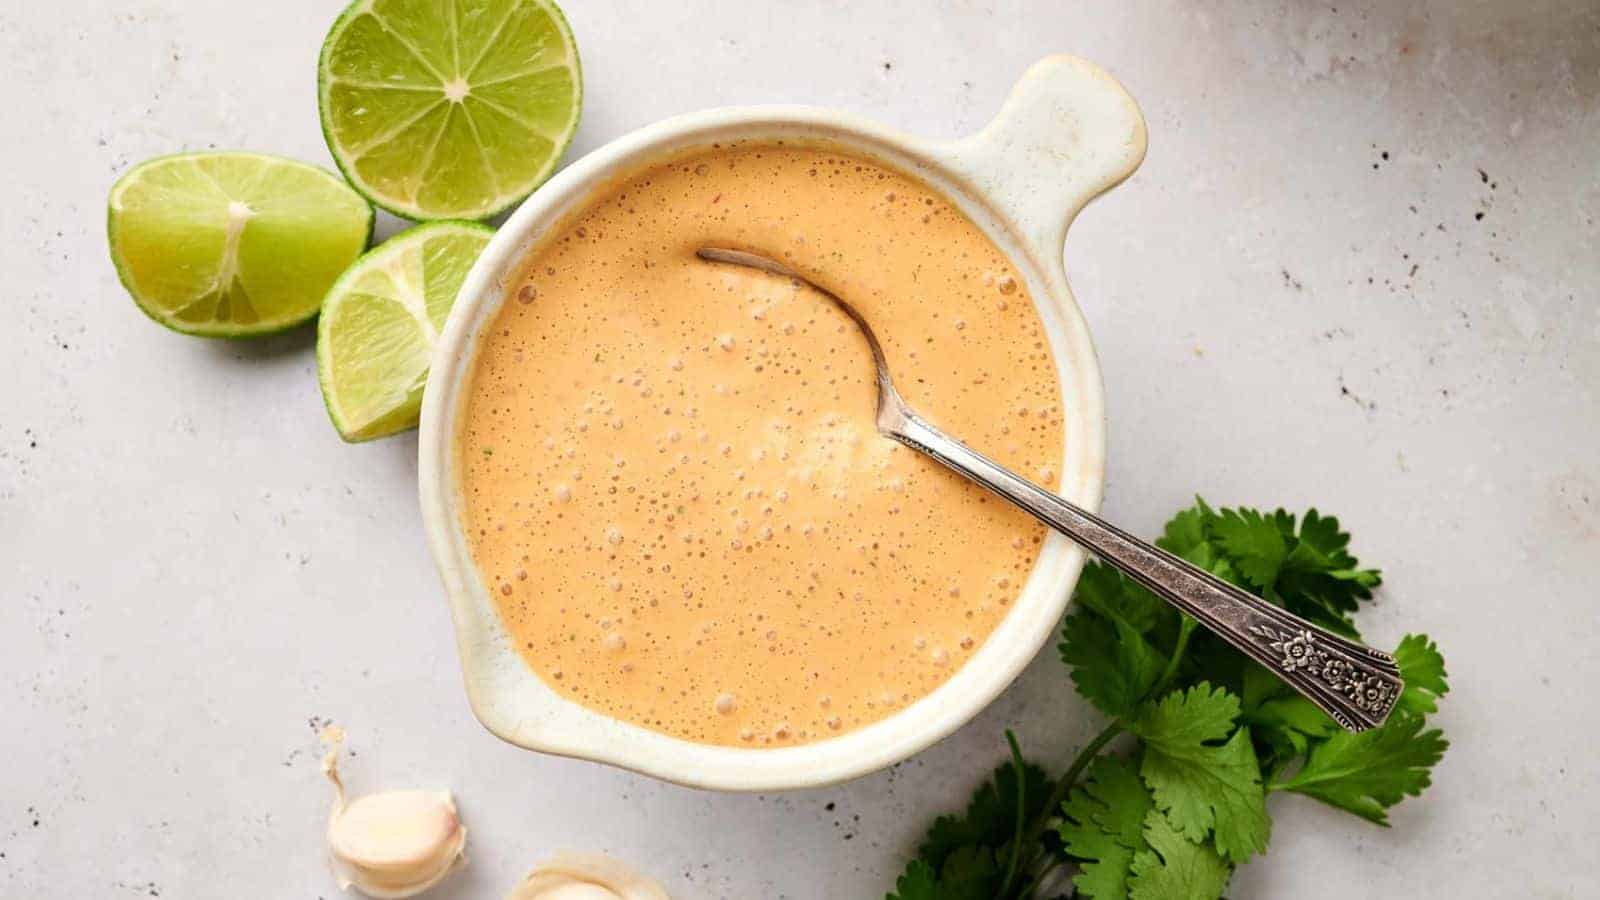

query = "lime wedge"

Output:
[[107, 152, 373, 337], [317, 0, 583, 221], [317, 220, 493, 441]]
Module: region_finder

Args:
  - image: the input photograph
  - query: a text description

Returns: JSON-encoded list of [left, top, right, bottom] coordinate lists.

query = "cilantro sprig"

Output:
[[886, 499, 1450, 900]]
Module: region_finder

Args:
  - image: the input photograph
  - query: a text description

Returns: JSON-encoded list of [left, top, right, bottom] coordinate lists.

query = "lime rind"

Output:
[[317, 0, 583, 222], [107, 151, 374, 338], [316, 220, 494, 442]]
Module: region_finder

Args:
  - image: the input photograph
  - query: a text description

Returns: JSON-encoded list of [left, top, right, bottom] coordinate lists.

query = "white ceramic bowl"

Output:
[[418, 55, 1146, 791]]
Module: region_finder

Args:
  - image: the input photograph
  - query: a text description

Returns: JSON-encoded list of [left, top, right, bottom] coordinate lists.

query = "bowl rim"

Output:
[[418, 60, 1139, 790]]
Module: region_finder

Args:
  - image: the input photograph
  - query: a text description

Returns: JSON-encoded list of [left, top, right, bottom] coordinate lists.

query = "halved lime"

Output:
[[317, 220, 493, 442], [108, 152, 373, 337], [317, 0, 583, 221]]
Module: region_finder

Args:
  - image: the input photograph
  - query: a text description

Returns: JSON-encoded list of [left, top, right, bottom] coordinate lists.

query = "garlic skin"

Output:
[[323, 731, 467, 898], [508, 853, 670, 900]]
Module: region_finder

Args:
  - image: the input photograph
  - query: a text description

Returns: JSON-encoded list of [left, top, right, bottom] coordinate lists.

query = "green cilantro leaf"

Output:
[[1131, 682, 1241, 746], [1070, 844, 1135, 900], [887, 852, 1002, 900], [1060, 609, 1165, 719], [1131, 684, 1271, 863], [1167, 628, 1248, 701], [1283, 508, 1349, 568], [1058, 756, 1154, 899], [1272, 711, 1448, 826], [1238, 659, 1286, 713], [935, 846, 1003, 900], [894, 755, 1051, 900], [1141, 729, 1268, 864], [1393, 634, 1449, 715], [917, 759, 1051, 873], [1155, 498, 1240, 585], [1126, 811, 1231, 900], [1253, 697, 1335, 734], [1274, 509, 1380, 635], [1211, 508, 1287, 589], [887, 860, 940, 900], [1156, 499, 1213, 558], [1072, 561, 1169, 634], [1238, 663, 1337, 764]]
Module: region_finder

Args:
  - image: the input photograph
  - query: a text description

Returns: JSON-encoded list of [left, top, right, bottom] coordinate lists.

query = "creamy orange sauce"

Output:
[[457, 143, 1063, 747]]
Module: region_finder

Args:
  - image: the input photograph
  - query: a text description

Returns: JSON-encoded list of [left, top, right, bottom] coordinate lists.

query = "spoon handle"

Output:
[[889, 409, 1403, 732]]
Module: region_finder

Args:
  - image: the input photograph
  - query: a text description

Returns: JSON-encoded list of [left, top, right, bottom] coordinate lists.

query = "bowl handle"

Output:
[[942, 56, 1147, 275]]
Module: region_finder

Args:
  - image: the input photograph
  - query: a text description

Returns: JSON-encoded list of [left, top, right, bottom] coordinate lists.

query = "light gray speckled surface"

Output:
[[2, 1, 1596, 897]]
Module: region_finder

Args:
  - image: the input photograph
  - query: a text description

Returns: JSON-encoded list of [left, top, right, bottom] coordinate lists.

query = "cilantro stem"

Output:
[[1011, 619, 1197, 894], [1015, 719, 1124, 884], [999, 730, 1028, 897], [1153, 617, 1197, 696], [1047, 721, 1124, 819]]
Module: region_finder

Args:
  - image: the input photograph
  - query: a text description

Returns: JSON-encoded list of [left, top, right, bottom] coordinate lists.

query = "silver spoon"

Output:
[[698, 247, 1402, 732]]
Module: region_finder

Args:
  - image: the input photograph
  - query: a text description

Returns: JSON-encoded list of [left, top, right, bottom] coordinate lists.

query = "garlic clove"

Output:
[[329, 790, 466, 897], [508, 853, 670, 900], [323, 728, 466, 898]]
